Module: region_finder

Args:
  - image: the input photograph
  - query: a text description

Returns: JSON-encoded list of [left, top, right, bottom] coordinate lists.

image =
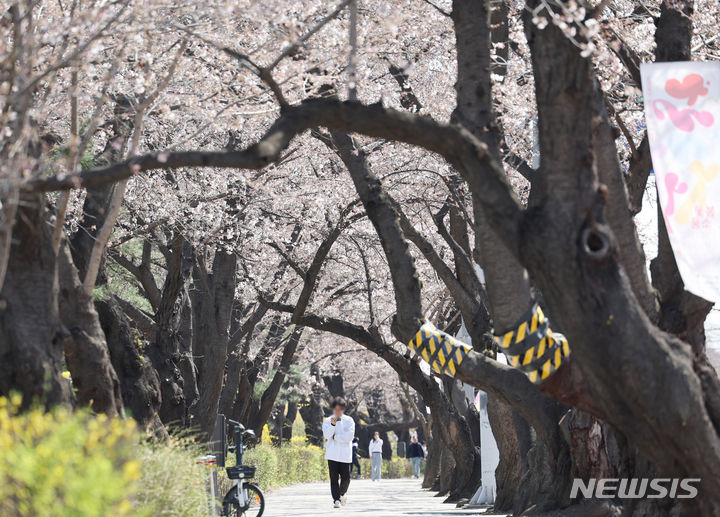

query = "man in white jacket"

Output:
[[322, 397, 355, 508]]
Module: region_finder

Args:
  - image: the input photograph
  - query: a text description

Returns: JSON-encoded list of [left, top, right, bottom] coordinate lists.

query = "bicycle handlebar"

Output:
[[227, 419, 242, 426]]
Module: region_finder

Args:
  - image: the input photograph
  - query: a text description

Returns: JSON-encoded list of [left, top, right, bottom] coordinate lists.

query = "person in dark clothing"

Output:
[[407, 436, 425, 478], [350, 437, 361, 478]]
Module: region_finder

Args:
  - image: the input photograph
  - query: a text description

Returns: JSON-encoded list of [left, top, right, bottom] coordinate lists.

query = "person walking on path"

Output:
[[350, 437, 361, 478], [369, 431, 383, 481], [407, 436, 425, 478], [322, 397, 355, 508]]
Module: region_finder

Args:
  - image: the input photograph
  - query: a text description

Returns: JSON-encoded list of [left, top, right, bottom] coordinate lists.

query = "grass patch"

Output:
[[134, 436, 212, 517]]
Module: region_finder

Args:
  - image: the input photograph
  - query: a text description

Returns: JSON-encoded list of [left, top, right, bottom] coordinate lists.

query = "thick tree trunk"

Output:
[[233, 316, 285, 429], [592, 95, 657, 319], [178, 294, 199, 410], [219, 350, 243, 419], [437, 445, 456, 497], [57, 240, 124, 416], [0, 194, 72, 408], [218, 306, 265, 420], [69, 184, 116, 282], [190, 250, 237, 438], [251, 327, 303, 436], [95, 298, 163, 431], [149, 329, 187, 426], [450, 3, 578, 511], [423, 426, 442, 489], [299, 381, 326, 446], [69, 96, 132, 282], [651, 208, 713, 356], [487, 395, 527, 513], [521, 3, 720, 513], [281, 401, 297, 442], [151, 237, 194, 428], [232, 369, 255, 425]]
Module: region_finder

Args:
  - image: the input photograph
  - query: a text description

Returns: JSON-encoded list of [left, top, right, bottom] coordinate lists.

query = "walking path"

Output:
[[262, 478, 506, 517]]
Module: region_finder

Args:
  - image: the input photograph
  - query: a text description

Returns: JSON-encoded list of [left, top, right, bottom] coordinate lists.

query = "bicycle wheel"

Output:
[[242, 484, 264, 517], [224, 484, 264, 517]]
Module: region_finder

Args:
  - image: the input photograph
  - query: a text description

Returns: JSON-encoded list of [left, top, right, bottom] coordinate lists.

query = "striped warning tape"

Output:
[[493, 303, 570, 384], [407, 321, 471, 376]]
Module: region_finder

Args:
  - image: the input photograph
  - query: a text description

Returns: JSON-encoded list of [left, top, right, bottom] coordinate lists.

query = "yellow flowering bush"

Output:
[[0, 395, 141, 517]]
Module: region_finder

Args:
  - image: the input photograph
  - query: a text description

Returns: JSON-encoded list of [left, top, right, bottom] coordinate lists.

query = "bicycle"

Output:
[[222, 419, 265, 517]]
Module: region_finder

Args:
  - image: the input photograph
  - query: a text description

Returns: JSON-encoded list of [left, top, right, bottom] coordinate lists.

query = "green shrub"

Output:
[[241, 440, 327, 490], [358, 456, 417, 479], [239, 440, 416, 491], [0, 395, 140, 517]]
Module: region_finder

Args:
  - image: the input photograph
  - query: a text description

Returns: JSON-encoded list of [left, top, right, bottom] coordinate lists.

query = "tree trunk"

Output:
[[450, 2, 577, 511], [487, 395, 527, 513], [218, 306, 265, 420], [190, 250, 237, 438], [219, 350, 243, 419], [423, 424, 442, 489], [95, 298, 163, 431], [520, 3, 720, 512], [69, 183, 117, 283], [144, 236, 193, 428], [149, 330, 187, 427], [57, 240, 124, 416], [651, 209, 713, 355], [0, 194, 72, 408], [177, 288, 199, 410], [251, 327, 303, 436], [299, 381, 326, 446], [281, 401, 297, 442], [437, 446, 457, 497]]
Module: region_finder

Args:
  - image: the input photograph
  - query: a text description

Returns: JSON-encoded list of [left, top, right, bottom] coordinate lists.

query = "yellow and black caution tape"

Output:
[[494, 303, 570, 384], [408, 321, 471, 376], [408, 304, 569, 384]]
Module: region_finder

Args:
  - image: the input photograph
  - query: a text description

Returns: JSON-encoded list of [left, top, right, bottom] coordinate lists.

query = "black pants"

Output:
[[350, 455, 361, 476], [328, 460, 351, 501]]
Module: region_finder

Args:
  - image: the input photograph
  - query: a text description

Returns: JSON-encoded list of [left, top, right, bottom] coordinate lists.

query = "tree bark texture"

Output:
[[57, 240, 124, 416], [0, 194, 72, 408], [95, 298, 163, 431]]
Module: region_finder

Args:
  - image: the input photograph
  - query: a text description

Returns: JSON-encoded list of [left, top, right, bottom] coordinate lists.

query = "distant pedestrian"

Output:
[[369, 431, 383, 481], [350, 437, 361, 478], [407, 436, 425, 478], [323, 397, 355, 508]]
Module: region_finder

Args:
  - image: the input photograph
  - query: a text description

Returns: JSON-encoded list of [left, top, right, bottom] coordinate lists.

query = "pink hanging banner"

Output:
[[641, 62, 720, 303]]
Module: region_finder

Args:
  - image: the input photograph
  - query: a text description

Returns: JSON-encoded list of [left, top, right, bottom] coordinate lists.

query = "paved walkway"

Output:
[[263, 478, 506, 517]]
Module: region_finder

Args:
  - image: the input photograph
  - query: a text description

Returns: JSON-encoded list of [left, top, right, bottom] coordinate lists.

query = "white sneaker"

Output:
[[333, 500, 342, 508], [340, 495, 347, 506]]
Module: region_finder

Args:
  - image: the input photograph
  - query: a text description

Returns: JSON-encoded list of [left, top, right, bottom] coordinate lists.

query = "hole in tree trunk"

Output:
[[581, 227, 610, 259]]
